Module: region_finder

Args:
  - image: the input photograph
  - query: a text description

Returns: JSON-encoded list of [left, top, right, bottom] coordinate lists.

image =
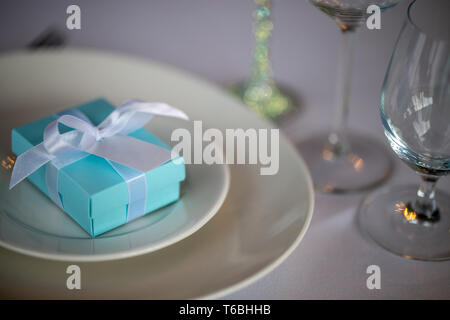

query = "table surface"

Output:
[[1, 0, 449, 299]]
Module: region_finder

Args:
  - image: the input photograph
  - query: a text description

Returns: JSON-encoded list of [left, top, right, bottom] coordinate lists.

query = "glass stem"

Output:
[[413, 174, 440, 221], [249, 0, 273, 87], [328, 29, 357, 157]]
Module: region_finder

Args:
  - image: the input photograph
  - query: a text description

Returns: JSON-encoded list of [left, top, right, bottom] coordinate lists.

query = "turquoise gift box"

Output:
[[11, 98, 185, 237]]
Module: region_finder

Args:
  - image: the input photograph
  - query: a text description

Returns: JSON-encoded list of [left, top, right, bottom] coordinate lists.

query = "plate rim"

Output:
[[0, 163, 230, 262], [198, 138, 314, 299]]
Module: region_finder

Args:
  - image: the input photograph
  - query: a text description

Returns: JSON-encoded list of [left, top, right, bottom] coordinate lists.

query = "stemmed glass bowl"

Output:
[[359, 0, 450, 261], [299, 0, 402, 193]]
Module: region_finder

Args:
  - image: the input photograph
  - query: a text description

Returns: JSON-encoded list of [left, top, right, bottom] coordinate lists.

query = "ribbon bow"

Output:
[[10, 99, 189, 189]]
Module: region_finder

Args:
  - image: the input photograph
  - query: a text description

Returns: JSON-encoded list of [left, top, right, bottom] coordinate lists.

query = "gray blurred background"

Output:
[[0, 0, 407, 116], [2, 0, 449, 299]]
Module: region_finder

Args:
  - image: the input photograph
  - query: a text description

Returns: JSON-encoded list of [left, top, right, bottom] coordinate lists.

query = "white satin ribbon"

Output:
[[45, 107, 94, 208], [10, 99, 188, 222]]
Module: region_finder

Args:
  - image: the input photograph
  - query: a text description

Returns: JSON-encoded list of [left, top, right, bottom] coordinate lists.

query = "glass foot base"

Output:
[[359, 185, 450, 261], [230, 81, 296, 120], [296, 133, 393, 193]]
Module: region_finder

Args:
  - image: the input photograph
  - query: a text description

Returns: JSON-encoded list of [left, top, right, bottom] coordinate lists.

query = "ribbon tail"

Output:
[[130, 101, 189, 121], [108, 100, 189, 135], [9, 143, 54, 189]]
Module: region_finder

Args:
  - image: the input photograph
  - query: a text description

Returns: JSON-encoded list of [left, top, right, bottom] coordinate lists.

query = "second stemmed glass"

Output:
[[298, 0, 401, 193], [359, 0, 450, 261]]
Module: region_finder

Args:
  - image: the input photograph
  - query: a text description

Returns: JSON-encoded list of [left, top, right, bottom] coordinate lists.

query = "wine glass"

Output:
[[298, 0, 402, 193], [359, 0, 450, 261]]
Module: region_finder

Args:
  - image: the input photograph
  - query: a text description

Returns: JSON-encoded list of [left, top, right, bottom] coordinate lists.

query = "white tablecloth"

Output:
[[0, 0, 448, 299]]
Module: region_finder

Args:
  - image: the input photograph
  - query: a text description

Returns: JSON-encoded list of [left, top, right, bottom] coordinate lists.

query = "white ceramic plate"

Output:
[[0, 158, 230, 262], [0, 50, 314, 299]]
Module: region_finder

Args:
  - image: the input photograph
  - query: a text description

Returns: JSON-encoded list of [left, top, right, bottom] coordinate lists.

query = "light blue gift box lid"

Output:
[[11, 98, 185, 237]]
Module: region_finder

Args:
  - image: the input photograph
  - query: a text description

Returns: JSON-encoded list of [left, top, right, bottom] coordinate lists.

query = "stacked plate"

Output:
[[0, 50, 314, 299]]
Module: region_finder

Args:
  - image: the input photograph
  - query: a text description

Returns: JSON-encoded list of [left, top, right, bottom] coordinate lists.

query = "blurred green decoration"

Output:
[[231, 0, 292, 120]]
